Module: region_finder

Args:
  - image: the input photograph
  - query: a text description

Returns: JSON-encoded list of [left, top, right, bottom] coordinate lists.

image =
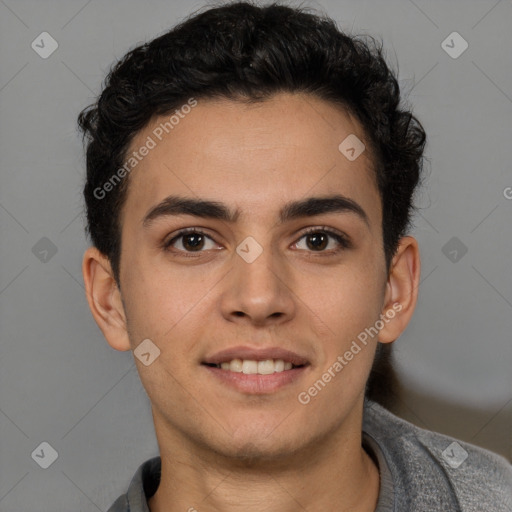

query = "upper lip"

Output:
[[202, 346, 310, 366]]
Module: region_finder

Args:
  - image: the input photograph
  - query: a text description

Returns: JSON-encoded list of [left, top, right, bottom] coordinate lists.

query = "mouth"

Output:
[[201, 359, 306, 374], [201, 346, 311, 394], [201, 345, 310, 373]]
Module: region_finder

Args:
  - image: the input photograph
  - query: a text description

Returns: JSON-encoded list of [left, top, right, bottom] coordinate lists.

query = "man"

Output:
[[78, 2, 512, 511]]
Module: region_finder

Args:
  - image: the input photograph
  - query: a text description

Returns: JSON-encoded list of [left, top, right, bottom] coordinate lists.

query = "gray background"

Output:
[[0, 0, 511, 510]]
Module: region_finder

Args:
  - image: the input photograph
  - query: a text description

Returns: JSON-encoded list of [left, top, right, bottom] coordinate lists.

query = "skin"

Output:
[[82, 91, 420, 512]]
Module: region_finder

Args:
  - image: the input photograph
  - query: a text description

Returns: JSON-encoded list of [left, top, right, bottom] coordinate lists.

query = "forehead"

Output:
[[120, 92, 380, 227]]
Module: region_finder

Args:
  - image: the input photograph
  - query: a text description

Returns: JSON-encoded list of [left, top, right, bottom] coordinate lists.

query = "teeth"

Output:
[[213, 359, 299, 374], [274, 359, 284, 372], [242, 360, 258, 374], [257, 360, 274, 375]]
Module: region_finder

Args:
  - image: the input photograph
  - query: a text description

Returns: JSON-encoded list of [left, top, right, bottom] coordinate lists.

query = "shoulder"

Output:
[[106, 494, 129, 512], [106, 456, 161, 512], [363, 401, 512, 511]]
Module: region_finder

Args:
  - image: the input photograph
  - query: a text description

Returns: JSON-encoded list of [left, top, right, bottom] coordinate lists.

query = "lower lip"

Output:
[[202, 364, 309, 394]]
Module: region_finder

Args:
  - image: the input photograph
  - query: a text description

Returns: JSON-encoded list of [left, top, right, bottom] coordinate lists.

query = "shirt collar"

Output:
[[125, 455, 161, 512]]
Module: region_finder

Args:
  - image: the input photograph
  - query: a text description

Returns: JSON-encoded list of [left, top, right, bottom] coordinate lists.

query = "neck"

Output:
[[148, 403, 379, 512]]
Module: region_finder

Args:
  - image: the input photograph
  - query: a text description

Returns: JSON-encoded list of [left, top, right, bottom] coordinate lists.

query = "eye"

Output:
[[163, 228, 218, 254], [162, 226, 351, 256], [293, 227, 351, 253]]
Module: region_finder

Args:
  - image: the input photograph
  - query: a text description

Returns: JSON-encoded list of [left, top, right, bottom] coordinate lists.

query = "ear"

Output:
[[378, 236, 421, 343], [82, 246, 131, 351]]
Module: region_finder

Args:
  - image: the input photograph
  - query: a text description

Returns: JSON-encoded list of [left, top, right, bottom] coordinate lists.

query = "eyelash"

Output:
[[162, 226, 351, 257]]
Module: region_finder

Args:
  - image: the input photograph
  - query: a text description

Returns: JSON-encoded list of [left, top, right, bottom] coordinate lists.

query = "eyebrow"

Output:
[[142, 194, 370, 229]]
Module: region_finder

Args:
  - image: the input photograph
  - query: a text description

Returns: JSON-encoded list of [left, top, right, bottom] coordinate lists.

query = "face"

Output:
[[108, 92, 393, 460]]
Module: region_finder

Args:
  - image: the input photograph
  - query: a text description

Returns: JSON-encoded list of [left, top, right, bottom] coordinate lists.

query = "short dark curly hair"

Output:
[[78, 0, 427, 408]]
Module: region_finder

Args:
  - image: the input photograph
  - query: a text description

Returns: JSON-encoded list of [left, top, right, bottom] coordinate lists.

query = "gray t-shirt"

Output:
[[107, 401, 512, 511]]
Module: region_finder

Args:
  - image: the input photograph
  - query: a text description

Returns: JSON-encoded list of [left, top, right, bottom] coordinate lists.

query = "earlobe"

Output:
[[82, 246, 131, 351], [378, 236, 421, 344]]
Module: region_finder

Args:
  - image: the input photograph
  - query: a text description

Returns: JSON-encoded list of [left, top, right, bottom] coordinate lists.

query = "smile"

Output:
[[201, 361, 310, 394], [203, 358, 304, 374]]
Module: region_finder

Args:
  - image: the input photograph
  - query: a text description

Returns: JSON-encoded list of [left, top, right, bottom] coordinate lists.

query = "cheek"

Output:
[[298, 272, 383, 410], [120, 250, 211, 344], [307, 261, 384, 328], [303, 261, 385, 379]]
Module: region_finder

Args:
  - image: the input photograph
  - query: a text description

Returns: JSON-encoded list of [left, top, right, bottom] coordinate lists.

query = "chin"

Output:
[[214, 438, 300, 466]]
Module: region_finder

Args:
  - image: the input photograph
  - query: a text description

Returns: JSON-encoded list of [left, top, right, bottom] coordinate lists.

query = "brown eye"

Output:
[[295, 227, 351, 253], [164, 229, 216, 253], [180, 232, 205, 251], [305, 232, 329, 251]]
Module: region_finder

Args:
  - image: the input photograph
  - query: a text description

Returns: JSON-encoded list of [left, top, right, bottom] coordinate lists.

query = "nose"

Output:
[[219, 239, 296, 327]]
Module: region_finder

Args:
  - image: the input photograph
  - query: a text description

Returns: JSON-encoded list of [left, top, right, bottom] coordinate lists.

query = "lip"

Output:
[[202, 345, 310, 366], [202, 364, 310, 394]]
